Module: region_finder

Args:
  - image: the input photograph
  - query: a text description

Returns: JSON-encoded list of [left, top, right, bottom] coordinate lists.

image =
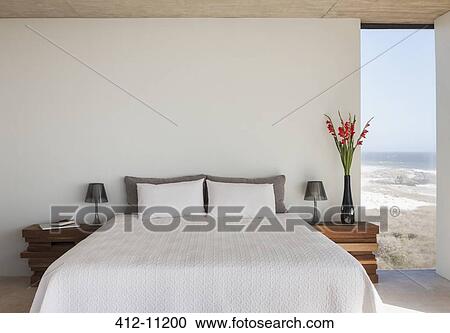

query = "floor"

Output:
[[376, 269, 450, 312], [1, 270, 449, 313], [0, 276, 36, 313]]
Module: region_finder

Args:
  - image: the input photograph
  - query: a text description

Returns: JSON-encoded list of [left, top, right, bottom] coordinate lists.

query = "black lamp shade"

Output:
[[304, 181, 327, 201], [85, 183, 108, 203]]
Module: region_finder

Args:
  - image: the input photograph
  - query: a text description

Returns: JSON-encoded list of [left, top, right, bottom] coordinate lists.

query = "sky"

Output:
[[361, 29, 436, 153]]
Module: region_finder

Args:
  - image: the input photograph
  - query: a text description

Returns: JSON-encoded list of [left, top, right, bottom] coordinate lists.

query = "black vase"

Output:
[[341, 175, 355, 224]]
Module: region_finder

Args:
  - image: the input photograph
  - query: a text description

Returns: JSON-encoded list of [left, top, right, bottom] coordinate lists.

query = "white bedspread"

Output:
[[31, 214, 382, 313]]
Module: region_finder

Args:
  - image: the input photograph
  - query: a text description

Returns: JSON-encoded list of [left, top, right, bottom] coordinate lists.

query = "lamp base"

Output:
[[307, 216, 320, 225], [92, 213, 102, 225], [307, 199, 320, 225]]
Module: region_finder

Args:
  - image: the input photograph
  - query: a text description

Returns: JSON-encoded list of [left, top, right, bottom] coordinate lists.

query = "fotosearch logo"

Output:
[[50, 204, 391, 233]]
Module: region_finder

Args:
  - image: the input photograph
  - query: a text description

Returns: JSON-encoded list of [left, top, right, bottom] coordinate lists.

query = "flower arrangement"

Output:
[[325, 112, 373, 176]]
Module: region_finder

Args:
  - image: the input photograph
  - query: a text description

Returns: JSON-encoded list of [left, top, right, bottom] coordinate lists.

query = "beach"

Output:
[[361, 152, 436, 269]]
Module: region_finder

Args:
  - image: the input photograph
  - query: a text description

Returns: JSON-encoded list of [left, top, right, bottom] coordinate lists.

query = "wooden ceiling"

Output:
[[1, 0, 449, 24]]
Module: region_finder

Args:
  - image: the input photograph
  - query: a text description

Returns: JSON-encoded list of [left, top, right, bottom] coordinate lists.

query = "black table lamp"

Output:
[[85, 183, 108, 224], [304, 181, 327, 224]]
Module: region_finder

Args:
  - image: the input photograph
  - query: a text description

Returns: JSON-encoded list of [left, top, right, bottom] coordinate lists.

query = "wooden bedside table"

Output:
[[314, 222, 379, 283], [21, 224, 101, 286]]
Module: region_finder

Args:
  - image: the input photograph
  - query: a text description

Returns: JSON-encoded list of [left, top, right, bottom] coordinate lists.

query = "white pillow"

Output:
[[206, 180, 275, 218], [137, 179, 205, 218]]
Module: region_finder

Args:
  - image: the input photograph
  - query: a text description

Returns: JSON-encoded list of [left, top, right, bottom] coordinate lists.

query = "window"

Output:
[[361, 28, 436, 269]]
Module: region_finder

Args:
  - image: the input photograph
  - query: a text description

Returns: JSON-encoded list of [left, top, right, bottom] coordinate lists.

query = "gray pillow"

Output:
[[124, 174, 287, 214], [206, 175, 287, 213], [124, 175, 207, 211]]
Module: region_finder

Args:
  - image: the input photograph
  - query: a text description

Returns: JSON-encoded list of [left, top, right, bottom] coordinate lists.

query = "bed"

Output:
[[31, 213, 382, 313]]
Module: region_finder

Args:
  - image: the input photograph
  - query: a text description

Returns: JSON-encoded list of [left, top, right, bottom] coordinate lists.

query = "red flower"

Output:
[[361, 129, 368, 138], [338, 121, 352, 142], [326, 120, 337, 137], [324, 112, 373, 176], [355, 118, 373, 145]]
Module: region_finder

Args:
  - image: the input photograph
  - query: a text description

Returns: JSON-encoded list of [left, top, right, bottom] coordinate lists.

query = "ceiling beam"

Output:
[[0, 1, 449, 24]]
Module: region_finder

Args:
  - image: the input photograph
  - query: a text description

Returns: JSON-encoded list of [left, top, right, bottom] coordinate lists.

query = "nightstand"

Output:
[[314, 222, 379, 283], [21, 224, 101, 286]]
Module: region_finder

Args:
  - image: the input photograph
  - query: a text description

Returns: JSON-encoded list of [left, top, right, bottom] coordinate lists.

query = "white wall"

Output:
[[435, 12, 450, 279], [0, 18, 360, 276]]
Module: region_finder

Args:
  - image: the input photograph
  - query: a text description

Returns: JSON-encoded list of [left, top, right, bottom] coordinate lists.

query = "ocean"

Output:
[[362, 152, 436, 171], [361, 151, 436, 210]]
